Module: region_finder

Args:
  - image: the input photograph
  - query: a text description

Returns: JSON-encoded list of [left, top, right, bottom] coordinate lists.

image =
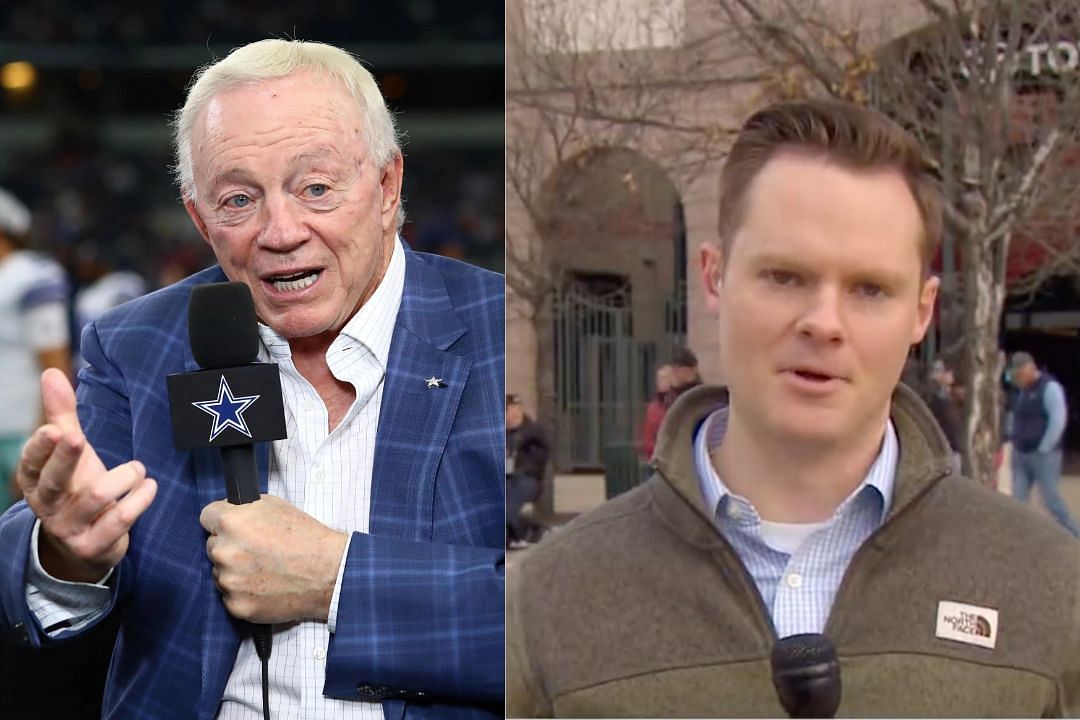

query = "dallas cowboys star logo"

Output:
[[191, 376, 260, 442]]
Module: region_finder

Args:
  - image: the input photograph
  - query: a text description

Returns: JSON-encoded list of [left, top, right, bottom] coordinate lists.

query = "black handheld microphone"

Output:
[[167, 282, 287, 498], [166, 282, 287, 718], [770, 633, 842, 718]]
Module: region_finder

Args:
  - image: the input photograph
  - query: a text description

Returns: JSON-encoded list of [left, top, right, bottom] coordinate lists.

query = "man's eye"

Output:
[[855, 283, 885, 298], [226, 194, 252, 209], [306, 184, 328, 198], [765, 269, 800, 286]]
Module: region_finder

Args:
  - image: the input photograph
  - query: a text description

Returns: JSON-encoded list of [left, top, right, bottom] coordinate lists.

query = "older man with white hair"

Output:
[[0, 187, 70, 510], [0, 40, 504, 720]]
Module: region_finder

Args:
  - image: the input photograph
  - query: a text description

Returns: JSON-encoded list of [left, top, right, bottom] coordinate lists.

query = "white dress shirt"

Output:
[[26, 237, 406, 720]]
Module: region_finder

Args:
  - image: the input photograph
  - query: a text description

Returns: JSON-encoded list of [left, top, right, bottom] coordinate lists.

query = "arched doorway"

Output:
[[540, 146, 686, 470]]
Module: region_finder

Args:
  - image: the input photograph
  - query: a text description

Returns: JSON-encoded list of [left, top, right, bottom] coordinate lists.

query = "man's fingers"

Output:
[[16, 426, 62, 491], [40, 368, 82, 435], [79, 461, 147, 523], [29, 431, 85, 508], [199, 500, 230, 535], [83, 477, 158, 559]]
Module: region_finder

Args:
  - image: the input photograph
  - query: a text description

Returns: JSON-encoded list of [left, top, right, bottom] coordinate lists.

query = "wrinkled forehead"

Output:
[[193, 72, 363, 158]]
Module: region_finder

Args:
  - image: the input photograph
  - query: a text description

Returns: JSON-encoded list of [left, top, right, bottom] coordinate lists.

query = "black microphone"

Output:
[[166, 282, 287, 496], [770, 633, 842, 718], [166, 281, 287, 718]]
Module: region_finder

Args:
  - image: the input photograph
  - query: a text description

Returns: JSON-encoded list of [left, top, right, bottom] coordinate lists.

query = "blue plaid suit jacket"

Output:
[[0, 247, 505, 719]]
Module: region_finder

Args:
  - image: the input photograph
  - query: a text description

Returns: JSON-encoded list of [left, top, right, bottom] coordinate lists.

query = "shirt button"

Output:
[[313, 469, 324, 483], [786, 573, 803, 589], [313, 647, 326, 660], [727, 504, 741, 520]]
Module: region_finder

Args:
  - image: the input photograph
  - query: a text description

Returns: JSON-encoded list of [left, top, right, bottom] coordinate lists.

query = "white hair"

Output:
[[172, 39, 403, 228]]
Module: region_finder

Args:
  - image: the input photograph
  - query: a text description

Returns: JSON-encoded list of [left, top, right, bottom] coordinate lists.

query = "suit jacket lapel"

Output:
[[370, 249, 470, 541]]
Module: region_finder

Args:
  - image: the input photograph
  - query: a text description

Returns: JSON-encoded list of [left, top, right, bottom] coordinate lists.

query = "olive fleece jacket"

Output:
[[507, 384, 1080, 717]]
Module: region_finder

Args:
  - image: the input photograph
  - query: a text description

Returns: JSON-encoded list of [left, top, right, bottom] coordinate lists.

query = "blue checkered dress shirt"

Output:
[[693, 405, 897, 637]]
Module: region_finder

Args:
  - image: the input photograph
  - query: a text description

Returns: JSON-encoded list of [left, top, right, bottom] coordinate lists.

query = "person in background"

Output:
[[641, 364, 673, 459], [506, 394, 550, 548], [926, 359, 962, 471], [72, 238, 148, 368], [0, 187, 71, 509], [666, 347, 701, 407], [1008, 351, 1079, 536]]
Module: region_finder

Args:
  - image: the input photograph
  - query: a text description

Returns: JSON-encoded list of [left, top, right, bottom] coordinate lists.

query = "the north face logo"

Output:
[[942, 611, 991, 637], [936, 601, 998, 649]]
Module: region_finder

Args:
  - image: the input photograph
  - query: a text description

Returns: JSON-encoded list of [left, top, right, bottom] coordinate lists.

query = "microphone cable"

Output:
[[256, 629, 272, 720]]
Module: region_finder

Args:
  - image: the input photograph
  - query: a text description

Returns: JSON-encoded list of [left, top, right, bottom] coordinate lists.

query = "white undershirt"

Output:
[[758, 519, 831, 555]]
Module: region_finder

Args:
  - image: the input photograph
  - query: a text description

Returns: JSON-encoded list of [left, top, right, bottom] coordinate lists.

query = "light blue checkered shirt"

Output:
[[693, 405, 897, 638]]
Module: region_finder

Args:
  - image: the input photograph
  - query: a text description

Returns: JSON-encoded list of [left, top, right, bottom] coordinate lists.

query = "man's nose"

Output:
[[794, 285, 845, 343], [257, 194, 310, 252]]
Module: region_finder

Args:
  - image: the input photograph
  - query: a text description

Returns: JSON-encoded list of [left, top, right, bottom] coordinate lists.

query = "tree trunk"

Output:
[[960, 224, 1005, 488]]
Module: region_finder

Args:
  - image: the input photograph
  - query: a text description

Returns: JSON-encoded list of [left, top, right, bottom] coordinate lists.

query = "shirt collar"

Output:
[[693, 402, 897, 526], [256, 236, 405, 370]]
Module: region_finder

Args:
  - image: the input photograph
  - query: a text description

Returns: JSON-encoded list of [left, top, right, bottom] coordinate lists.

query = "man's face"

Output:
[[506, 403, 524, 429], [672, 365, 697, 386], [184, 70, 403, 343], [701, 151, 938, 445], [1015, 362, 1037, 388]]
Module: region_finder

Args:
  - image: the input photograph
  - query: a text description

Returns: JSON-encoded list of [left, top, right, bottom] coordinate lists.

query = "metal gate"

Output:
[[553, 279, 649, 470]]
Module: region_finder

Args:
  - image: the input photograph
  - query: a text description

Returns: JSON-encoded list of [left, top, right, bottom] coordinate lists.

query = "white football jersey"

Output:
[[0, 250, 69, 435]]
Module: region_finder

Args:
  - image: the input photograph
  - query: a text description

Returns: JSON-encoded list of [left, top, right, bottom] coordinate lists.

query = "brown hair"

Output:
[[718, 99, 943, 274]]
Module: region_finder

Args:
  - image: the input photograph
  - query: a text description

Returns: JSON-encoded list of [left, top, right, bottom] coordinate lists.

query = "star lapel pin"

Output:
[[425, 376, 445, 389]]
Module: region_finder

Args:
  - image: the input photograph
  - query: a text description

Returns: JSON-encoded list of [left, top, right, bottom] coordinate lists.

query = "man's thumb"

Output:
[[41, 368, 81, 434]]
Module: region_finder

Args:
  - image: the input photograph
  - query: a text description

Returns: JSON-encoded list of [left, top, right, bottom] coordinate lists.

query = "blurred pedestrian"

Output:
[[927, 359, 962, 471], [506, 394, 550, 548], [666, 347, 701, 406], [72, 238, 148, 368], [0, 187, 71, 509], [1008, 351, 1079, 536], [641, 364, 673, 459]]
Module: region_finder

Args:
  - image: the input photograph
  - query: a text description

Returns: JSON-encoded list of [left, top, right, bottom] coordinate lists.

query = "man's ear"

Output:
[[183, 196, 212, 246], [379, 152, 404, 234], [700, 241, 725, 313], [911, 274, 940, 345]]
